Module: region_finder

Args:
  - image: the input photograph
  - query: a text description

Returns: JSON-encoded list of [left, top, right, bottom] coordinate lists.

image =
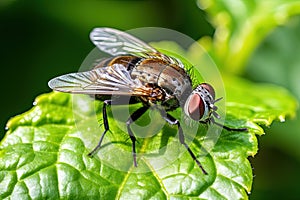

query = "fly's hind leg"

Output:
[[88, 100, 112, 157], [126, 106, 149, 167]]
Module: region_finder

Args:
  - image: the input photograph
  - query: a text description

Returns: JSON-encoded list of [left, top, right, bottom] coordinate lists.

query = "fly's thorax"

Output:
[[131, 58, 192, 100], [184, 83, 216, 121]]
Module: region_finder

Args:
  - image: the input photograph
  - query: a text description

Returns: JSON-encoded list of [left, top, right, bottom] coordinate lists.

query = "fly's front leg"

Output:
[[200, 117, 247, 132], [126, 106, 149, 167], [163, 113, 208, 175], [88, 100, 111, 157]]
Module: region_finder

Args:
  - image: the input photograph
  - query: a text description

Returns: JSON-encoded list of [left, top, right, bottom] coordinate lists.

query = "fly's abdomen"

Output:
[[131, 58, 191, 99]]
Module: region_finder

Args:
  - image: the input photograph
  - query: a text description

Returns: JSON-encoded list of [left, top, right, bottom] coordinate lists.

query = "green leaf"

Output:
[[246, 15, 300, 162], [0, 75, 297, 199], [198, 0, 300, 74]]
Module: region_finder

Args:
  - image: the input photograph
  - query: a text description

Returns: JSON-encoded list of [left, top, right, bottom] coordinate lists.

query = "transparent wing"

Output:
[[48, 64, 149, 95], [90, 27, 185, 68], [90, 27, 158, 56]]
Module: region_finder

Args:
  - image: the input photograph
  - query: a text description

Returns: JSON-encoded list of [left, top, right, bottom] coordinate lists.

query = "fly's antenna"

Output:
[[210, 97, 223, 119], [214, 97, 223, 103]]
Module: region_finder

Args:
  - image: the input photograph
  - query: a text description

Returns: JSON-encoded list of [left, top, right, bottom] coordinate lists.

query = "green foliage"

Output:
[[198, 0, 300, 74], [244, 16, 300, 199]]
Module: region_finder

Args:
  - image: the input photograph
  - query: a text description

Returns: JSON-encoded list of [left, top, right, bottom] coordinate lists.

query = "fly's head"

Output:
[[184, 83, 222, 122]]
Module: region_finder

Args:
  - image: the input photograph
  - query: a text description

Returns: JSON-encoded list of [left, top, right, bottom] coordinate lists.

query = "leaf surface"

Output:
[[0, 75, 297, 199]]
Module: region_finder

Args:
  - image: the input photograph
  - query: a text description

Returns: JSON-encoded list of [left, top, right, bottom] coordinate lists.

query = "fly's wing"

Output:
[[90, 28, 157, 57], [90, 28, 184, 68], [48, 64, 149, 96]]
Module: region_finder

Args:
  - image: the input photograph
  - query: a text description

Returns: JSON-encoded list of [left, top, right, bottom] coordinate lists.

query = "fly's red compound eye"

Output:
[[200, 83, 215, 99], [187, 93, 205, 121]]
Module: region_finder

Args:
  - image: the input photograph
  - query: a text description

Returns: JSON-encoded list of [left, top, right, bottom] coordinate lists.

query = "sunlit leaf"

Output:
[[0, 73, 296, 199]]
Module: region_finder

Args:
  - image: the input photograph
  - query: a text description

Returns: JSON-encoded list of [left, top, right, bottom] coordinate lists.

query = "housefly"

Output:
[[48, 28, 247, 175]]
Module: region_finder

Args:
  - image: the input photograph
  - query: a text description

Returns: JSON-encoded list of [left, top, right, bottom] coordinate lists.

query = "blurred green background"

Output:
[[0, 0, 299, 199]]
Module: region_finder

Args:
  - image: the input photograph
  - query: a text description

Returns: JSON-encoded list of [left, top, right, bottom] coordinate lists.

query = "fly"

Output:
[[48, 28, 247, 175]]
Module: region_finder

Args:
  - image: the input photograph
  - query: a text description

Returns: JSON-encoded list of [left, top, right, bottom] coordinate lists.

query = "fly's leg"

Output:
[[88, 100, 112, 157], [163, 113, 208, 175], [126, 106, 149, 167], [200, 117, 248, 132], [212, 119, 248, 131]]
